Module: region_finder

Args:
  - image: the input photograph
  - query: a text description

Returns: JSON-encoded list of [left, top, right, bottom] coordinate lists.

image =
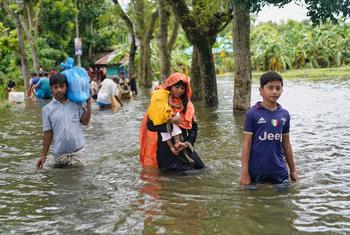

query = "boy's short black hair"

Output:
[[50, 73, 68, 87], [119, 71, 125, 75], [260, 71, 283, 87]]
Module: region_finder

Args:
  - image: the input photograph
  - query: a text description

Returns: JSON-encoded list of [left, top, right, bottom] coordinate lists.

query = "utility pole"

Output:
[[75, 0, 82, 66]]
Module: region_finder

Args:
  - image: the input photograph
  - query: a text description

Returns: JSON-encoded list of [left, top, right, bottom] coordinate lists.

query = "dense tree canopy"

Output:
[[1, 0, 350, 106]]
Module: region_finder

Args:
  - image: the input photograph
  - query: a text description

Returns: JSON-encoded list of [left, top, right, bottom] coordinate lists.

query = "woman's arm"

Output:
[[147, 119, 168, 132], [147, 113, 183, 132]]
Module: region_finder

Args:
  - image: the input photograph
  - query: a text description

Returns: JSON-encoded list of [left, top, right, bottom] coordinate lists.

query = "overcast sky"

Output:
[[256, 2, 308, 23], [118, 1, 308, 23]]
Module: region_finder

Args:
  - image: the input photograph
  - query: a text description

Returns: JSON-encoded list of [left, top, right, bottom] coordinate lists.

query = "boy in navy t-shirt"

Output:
[[240, 71, 298, 185]]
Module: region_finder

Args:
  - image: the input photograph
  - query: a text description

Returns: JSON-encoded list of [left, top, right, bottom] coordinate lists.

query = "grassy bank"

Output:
[[220, 66, 350, 81]]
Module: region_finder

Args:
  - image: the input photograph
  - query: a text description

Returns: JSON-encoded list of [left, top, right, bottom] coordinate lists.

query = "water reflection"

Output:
[[139, 168, 211, 234], [0, 77, 350, 233]]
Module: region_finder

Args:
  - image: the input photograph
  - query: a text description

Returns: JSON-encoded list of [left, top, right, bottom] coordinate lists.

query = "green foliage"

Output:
[[304, 0, 350, 25], [0, 22, 21, 85], [36, 37, 68, 70], [171, 32, 191, 72], [0, 82, 6, 100], [2, 0, 350, 95], [39, 0, 76, 50], [250, 20, 350, 71]]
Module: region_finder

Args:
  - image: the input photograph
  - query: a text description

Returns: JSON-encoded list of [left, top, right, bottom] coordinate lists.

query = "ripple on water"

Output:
[[1, 79, 350, 233]]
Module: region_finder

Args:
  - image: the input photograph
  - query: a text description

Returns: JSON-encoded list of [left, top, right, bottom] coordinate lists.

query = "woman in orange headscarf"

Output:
[[140, 73, 205, 172]]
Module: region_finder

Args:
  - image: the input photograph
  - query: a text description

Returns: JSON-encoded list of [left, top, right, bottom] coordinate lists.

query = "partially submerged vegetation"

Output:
[[253, 66, 350, 81], [218, 66, 350, 81]]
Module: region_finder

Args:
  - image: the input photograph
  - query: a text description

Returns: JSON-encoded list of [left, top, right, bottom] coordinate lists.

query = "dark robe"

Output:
[[147, 119, 205, 172]]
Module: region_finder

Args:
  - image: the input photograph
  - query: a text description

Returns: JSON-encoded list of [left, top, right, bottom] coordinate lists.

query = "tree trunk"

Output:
[[128, 33, 137, 75], [197, 41, 218, 106], [2, 2, 30, 88], [25, 2, 34, 33], [25, 1, 39, 38], [232, 5, 252, 111], [88, 21, 93, 59], [158, 0, 171, 83], [142, 41, 152, 87], [16, 25, 31, 90], [21, 2, 41, 72], [3, 1, 40, 73], [18, 15, 40, 73], [139, 41, 145, 85], [168, 20, 179, 52], [190, 46, 202, 101], [34, 0, 41, 38], [165, 0, 233, 107], [141, 10, 158, 87], [113, 0, 138, 77]]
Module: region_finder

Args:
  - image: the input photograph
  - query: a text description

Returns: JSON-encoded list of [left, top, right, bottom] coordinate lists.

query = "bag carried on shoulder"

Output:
[[61, 58, 90, 104]]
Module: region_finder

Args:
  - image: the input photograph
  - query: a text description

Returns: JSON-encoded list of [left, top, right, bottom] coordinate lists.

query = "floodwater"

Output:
[[0, 76, 349, 234]]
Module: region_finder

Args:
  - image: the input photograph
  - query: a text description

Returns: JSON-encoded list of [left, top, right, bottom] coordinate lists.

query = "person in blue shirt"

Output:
[[240, 71, 298, 185], [27, 73, 40, 97], [36, 74, 91, 168], [34, 73, 52, 99]]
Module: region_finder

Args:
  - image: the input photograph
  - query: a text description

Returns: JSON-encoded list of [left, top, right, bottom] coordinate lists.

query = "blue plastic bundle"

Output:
[[60, 57, 90, 104]]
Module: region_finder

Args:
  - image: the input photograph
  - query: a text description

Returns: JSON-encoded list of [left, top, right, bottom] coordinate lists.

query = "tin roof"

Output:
[[95, 51, 129, 65]]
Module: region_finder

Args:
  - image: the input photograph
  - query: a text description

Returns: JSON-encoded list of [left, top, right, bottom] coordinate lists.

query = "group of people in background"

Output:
[[25, 66, 138, 108], [27, 71, 57, 99]]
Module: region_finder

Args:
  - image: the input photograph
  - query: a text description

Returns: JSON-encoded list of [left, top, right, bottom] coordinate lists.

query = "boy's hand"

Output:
[[170, 115, 182, 125], [290, 171, 299, 182], [239, 172, 251, 185], [36, 155, 47, 169], [170, 147, 179, 156]]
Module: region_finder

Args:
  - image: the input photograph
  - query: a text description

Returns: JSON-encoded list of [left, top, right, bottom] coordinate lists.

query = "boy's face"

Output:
[[51, 83, 67, 101], [259, 80, 283, 103]]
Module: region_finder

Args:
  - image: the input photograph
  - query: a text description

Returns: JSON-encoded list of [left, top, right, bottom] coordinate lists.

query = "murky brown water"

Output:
[[0, 76, 349, 234]]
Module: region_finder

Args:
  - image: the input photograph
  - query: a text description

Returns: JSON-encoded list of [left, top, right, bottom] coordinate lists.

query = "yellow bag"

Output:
[[147, 89, 173, 125], [111, 95, 121, 110]]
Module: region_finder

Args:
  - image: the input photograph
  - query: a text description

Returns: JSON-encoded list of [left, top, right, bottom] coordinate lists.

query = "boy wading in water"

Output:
[[240, 71, 298, 185], [36, 74, 91, 168]]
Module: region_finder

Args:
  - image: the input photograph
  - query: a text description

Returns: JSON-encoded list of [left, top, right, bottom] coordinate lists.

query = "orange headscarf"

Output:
[[158, 72, 195, 129], [139, 73, 195, 168]]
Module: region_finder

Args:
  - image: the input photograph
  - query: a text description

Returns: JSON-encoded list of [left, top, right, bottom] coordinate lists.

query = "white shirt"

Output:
[[42, 99, 85, 156], [90, 81, 98, 95], [97, 79, 117, 104]]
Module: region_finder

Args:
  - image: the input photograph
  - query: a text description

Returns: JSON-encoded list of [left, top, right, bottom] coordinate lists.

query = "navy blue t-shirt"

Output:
[[244, 102, 290, 175]]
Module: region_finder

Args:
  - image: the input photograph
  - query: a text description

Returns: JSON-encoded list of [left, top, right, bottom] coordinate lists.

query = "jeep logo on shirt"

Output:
[[258, 131, 282, 141]]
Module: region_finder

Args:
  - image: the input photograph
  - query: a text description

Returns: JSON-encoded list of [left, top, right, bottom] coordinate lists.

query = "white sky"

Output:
[[117, 0, 308, 23], [256, 2, 308, 23]]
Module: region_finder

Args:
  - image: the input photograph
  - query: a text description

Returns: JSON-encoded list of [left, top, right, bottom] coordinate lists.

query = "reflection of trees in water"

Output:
[[139, 168, 206, 234], [234, 185, 298, 234], [195, 103, 221, 138], [232, 111, 245, 146]]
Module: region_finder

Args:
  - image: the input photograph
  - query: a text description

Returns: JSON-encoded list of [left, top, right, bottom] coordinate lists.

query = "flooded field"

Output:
[[0, 76, 349, 234]]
